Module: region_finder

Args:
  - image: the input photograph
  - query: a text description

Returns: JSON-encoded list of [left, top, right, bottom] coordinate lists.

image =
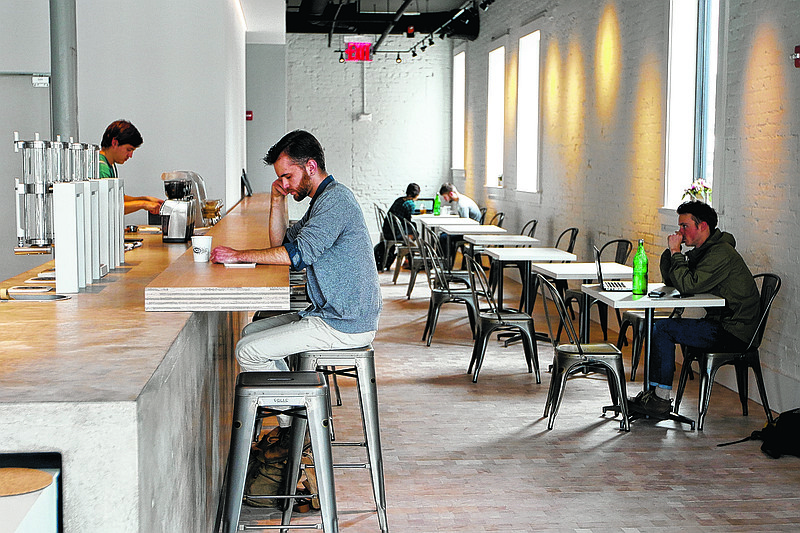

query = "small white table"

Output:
[[463, 234, 540, 248], [581, 283, 725, 428], [531, 262, 633, 343], [484, 248, 576, 311]]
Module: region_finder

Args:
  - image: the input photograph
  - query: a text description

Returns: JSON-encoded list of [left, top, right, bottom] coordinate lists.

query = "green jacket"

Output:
[[659, 229, 760, 344]]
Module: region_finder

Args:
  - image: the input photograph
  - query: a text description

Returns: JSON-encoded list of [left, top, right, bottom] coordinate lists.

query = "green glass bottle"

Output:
[[433, 193, 441, 215], [632, 239, 648, 295]]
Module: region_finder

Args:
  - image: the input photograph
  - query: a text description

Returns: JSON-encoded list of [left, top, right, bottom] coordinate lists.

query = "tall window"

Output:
[[664, 0, 720, 207], [452, 50, 466, 170], [516, 30, 541, 193], [486, 45, 506, 187]]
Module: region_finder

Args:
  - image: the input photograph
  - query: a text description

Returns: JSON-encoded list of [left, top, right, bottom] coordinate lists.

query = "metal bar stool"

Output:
[[296, 345, 389, 533], [220, 371, 338, 533]]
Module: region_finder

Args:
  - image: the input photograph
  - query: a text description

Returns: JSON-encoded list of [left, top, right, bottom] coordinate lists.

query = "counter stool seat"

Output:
[[220, 371, 338, 533], [296, 345, 389, 533]]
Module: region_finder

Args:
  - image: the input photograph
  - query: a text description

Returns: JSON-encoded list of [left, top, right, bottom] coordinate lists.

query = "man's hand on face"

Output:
[[271, 178, 289, 199], [668, 232, 683, 254]]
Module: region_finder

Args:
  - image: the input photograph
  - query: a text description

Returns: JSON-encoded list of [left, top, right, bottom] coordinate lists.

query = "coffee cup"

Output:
[[191, 235, 212, 262]]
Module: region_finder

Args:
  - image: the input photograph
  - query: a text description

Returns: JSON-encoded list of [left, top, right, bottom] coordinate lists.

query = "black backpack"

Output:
[[719, 408, 800, 458]]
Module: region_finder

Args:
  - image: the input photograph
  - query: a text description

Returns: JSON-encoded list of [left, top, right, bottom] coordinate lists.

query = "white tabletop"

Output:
[[436, 224, 507, 235], [463, 234, 540, 246], [419, 217, 479, 229], [531, 262, 632, 280], [412, 214, 461, 222], [484, 247, 576, 262], [581, 283, 725, 310]]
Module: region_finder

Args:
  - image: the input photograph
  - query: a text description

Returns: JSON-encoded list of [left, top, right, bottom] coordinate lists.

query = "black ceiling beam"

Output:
[[286, 7, 455, 35]]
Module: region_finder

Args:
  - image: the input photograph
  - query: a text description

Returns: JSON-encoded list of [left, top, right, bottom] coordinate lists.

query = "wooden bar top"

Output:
[[145, 193, 289, 311], [0, 193, 286, 404]]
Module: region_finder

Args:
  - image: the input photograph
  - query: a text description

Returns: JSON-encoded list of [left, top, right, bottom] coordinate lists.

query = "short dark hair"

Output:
[[405, 183, 420, 197], [676, 201, 717, 230], [439, 183, 456, 196], [101, 120, 143, 149], [264, 130, 326, 173]]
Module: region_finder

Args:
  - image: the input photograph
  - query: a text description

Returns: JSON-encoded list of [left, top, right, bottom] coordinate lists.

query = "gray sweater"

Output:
[[284, 177, 382, 334]]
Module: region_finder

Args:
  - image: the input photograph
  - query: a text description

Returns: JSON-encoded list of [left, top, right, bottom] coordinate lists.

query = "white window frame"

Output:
[[451, 49, 466, 171], [516, 28, 541, 193], [486, 43, 506, 188], [664, 0, 721, 209]]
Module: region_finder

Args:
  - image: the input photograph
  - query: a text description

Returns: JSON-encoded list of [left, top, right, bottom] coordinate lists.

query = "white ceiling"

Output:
[[241, 0, 286, 44]]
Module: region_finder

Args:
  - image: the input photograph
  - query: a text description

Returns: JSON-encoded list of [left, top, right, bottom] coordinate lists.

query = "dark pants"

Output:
[[649, 318, 748, 389]]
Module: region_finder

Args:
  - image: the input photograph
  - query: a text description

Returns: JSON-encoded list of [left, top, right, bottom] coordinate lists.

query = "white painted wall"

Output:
[[75, 0, 246, 223]]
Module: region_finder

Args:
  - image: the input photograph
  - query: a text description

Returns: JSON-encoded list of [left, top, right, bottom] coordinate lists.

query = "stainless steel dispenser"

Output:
[[14, 133, 54, 253], [160, 179, 195, 243]]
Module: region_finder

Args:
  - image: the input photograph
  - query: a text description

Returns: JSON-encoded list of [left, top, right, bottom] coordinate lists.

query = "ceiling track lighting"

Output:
[[396, 53, 402, 63], [339, 51, 345, 63]]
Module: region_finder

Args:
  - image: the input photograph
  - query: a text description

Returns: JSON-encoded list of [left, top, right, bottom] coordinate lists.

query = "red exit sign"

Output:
[[345, 42, 372, 62]]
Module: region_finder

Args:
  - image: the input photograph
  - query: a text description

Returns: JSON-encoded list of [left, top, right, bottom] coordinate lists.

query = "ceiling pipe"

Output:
[[372, 0, 415, 54]]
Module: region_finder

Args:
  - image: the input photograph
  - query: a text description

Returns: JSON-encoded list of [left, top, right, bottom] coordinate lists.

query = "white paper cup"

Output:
[[440, 206, 450, 216], [191, 235, 212, 262]]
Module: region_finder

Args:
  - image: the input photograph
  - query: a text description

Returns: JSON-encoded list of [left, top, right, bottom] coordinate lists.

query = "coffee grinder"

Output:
[[160, 179, 195, 242]]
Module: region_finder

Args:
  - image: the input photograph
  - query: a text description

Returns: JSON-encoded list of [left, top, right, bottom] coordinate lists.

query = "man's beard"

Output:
[[291, 171, 313, 201]]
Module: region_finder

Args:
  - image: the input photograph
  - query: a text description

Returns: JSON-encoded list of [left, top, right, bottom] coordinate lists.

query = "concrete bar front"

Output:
[[0, 193, 288, 532]]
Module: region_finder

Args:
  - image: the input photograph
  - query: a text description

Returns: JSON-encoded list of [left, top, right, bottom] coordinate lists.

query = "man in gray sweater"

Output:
[[211, 130, 382, 431]]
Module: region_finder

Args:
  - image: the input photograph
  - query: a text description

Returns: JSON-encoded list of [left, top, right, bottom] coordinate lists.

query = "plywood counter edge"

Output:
[[145, 192, 290, 311]]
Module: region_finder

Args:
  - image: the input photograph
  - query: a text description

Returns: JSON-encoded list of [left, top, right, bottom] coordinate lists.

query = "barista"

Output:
[[99, 120, 164, 215]]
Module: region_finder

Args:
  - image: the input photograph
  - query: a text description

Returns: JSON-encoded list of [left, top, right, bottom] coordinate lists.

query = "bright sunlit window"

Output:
[[452, 50, 466, 170], [664, 0, 719, 208], [486, 45, 505, 187], [516, 30, 541, 193]]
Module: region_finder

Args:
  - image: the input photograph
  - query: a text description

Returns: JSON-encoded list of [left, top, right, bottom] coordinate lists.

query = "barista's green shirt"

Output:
[[98, 153, 117, 178]]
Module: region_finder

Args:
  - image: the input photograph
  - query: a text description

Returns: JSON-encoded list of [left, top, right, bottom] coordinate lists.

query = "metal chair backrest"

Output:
[[488, 212, 505, 228], [419, 240, 453, 292], [746, 273, 781, 351], [387, 212, 413, 247], [520, 219, 538, 238], [421, 224, 448, 260], [555, 227, 579, 254], [599, 238, 633, 265], [465, 254, 501, 319], [479, 207, 488, 224], [537, 274, 584, 355]]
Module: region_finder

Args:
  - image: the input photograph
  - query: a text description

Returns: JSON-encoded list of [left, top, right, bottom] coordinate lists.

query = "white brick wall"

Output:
[[284, 34, 453, 238]]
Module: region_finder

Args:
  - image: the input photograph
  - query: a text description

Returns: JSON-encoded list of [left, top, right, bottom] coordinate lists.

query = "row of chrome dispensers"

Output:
[[13, 132, 125, 294]]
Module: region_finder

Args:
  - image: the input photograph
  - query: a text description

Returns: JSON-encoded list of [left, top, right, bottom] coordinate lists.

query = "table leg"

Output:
[[580, 291, 591, 344], [630, 307, 695, 429]]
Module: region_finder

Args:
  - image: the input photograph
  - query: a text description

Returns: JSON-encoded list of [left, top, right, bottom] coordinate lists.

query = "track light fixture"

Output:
[[411, 48, 417, 58], [420, 43, 427, 52], [396, 53, 402, 63], [429, 37, 435, 46], [339, 51, 345, 63]]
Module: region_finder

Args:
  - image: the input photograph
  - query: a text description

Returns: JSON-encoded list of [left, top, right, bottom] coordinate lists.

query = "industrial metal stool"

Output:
[[220, 371, 338, 533], [296, 345, 389, 533]]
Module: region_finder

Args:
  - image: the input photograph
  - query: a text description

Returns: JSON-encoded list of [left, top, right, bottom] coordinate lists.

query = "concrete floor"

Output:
[[238, 268, 800, 532]]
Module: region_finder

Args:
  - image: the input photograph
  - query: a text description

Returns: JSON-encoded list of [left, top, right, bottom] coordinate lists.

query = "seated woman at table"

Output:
[[375, 183, 419, 270], [632, 201, 759, 417]]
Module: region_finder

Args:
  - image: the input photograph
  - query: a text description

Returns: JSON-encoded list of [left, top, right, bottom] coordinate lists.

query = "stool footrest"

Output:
[[241, 524, 323, 530], [334, 462, 370, 469], [331, 441, 366, 447]]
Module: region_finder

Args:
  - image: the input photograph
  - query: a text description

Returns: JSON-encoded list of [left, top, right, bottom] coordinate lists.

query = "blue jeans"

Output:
[[649, 318, 748, 390]]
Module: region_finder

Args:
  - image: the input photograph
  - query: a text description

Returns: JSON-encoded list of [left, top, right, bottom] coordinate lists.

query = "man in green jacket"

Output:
[[632, 201, 760, 416]]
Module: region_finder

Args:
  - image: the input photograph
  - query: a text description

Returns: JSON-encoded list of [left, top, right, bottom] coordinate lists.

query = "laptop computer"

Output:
[[594, 246, 634, 291]]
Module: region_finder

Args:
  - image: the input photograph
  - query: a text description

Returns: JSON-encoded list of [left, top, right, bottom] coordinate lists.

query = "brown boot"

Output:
[[301, 451, 320, 510]]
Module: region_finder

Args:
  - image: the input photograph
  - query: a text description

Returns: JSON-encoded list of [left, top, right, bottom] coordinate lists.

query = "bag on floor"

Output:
[[718, 407, 800, 458]]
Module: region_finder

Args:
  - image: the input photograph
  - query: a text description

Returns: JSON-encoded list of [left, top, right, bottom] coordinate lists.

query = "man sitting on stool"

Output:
[[211, 130, 382, 455], [631, 201, 759, 417]]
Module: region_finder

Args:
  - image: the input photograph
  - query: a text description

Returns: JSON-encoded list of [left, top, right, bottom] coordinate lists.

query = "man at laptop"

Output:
[[631, 201, 760, 417]]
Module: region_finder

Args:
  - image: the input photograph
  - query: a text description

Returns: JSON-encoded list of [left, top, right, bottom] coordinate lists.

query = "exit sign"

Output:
[[345, 42, 372, 62]]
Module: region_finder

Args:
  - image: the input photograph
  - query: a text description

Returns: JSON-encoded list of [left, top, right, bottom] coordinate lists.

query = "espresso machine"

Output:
[[160, 179, 195, 242]]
